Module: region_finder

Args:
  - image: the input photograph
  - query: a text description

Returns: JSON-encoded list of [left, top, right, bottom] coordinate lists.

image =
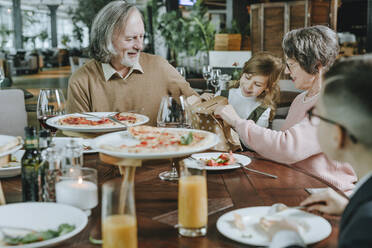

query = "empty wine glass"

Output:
[[157, 95, 191, 181], [176, 67, 186, 78], [210, 69, 221, 93], [37, 88, 66, 136], [202, 65, 212, 93]]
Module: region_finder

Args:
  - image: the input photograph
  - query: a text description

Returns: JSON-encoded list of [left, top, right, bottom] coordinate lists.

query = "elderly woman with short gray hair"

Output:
[[215, 25, 357, 194]]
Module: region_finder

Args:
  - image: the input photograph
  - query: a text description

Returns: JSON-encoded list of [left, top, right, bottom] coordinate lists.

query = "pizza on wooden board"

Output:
[[100, 126, 215, 153], [58, 113, 140, 126]]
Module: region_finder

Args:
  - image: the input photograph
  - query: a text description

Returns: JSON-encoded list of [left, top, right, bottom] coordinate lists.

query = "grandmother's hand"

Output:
[[214, 104, 242, 128], [300, 188, 348, 215]]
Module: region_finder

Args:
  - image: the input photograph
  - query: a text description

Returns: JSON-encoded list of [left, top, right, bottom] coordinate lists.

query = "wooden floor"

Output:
[[11, 66, 71, 129]]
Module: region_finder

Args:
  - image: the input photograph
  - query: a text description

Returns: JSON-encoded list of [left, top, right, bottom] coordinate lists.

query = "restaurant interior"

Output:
[[0, 0, 371, 247]]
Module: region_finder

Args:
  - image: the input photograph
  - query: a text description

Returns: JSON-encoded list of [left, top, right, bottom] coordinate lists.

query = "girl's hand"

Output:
[[214, 105, 242, 127], [200, 93, 214, 101], [300, 188, 349, 215]]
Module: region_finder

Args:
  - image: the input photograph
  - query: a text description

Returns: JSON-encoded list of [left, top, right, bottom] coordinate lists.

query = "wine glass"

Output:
[[157, 95, 191, 181], [176, 67, 186, 78], [210, 69, 221, 93], [202, 65, 212, 93], [37, 88, 66, 136]]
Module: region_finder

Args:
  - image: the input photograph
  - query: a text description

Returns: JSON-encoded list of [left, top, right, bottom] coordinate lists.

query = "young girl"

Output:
[[202, 52, 283, 128]]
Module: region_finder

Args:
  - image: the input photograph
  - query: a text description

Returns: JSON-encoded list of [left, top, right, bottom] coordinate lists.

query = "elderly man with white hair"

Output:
[[66, 1, 197, 125]]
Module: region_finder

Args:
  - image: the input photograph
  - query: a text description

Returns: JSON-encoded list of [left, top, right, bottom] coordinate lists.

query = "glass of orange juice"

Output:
[[178, 159, 208, 237], [102, 178, 137, 248]]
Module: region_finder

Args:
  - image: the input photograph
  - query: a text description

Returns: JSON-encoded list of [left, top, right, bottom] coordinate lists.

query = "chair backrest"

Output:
[[0, 89, 27, 137]]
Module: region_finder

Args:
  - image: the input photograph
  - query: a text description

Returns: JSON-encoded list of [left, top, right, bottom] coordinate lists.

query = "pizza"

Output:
[[58, 113, 141, 127], [100, 125, 214, 153]]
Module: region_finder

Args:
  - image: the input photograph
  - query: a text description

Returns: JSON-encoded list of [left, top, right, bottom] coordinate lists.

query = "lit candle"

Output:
[[55, 176, 98, 210]]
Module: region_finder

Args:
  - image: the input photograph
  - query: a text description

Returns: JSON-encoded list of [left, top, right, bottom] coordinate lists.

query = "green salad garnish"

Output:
[[180, 132, 193, 145], [3, 223, 75, 245]]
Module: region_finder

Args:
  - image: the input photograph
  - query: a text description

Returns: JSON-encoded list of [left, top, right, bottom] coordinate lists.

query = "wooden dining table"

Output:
[[2, 152, 341, 248]]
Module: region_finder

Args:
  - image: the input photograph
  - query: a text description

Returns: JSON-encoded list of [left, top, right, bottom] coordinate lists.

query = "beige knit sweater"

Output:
[[66, 53, 197, 125]]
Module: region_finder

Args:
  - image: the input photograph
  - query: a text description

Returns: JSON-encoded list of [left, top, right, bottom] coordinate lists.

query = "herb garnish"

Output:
[[180, 132, 193, 145]]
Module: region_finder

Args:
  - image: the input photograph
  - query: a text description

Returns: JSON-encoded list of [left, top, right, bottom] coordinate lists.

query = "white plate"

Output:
[[216, 206, 332, 246], [191, 152, 251, 170], [0, 135, 22, 158], [92, 128, 219, 159], [46, 112, 149, 133], [51, 137, 96, 154], [0, 150, 24, 178], [0, 202, 88, 248]]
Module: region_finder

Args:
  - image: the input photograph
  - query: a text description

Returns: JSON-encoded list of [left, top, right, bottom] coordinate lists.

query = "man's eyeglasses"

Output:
[[307, 107, 358, 143]]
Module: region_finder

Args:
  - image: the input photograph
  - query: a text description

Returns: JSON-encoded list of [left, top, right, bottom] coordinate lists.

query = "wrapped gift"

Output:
[[189, 96, 242, 152]]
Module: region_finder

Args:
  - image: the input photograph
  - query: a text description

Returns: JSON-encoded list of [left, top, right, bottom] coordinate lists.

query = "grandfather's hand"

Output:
[[200, 93, 214, 101], [214, 104, 242, 128], [300, 188, 349, 215]]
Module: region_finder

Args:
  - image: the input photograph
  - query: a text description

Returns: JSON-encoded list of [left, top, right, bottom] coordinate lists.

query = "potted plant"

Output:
[[156, 0, 215, 69]]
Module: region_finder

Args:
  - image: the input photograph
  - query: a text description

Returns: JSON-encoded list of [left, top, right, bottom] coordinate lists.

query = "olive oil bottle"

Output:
[[21, 127, 41, 202]]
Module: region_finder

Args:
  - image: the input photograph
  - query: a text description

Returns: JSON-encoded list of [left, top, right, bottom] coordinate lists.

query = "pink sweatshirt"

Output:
[[235, 91, 357, 193]]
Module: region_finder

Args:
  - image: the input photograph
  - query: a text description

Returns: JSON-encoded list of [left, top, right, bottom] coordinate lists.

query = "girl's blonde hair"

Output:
[[230, 52, 283, 121]]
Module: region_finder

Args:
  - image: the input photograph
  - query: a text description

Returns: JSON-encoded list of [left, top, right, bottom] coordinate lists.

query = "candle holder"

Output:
[[55, 167, 98, 216]]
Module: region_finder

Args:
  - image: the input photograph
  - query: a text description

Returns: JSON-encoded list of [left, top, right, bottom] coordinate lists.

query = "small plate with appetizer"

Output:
[[216, 205, 331, 246], [0, 202, 88, 248], [0, 135, 23, 158], [0, 150, 24, 178], [191, 152, 251, 170]]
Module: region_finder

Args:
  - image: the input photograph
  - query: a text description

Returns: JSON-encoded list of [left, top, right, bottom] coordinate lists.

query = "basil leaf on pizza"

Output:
[[180, 132, 193, 145]]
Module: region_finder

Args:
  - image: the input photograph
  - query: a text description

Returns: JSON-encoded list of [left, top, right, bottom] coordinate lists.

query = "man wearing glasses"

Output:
[[267, 55, 372, 247]]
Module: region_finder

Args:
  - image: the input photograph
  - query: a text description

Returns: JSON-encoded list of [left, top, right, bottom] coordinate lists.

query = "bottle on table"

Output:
[[37, 129, 51, 200], [41, 147, 63, 202], [21, 126, 41, 202]]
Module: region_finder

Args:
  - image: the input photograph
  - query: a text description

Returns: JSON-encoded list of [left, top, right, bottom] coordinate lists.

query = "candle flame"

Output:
[[78, 176, 83, 184]]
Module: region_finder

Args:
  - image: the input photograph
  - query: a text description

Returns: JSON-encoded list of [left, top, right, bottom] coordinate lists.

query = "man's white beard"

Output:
[[121, 51, 140, 67]]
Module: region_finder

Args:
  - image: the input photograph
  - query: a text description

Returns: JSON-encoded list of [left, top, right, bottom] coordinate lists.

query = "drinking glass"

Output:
[[178, 159, 208, 237], [210, 69, 221, 93], [37, 88, 66, 136], [176, 66, 186, 78], [202, 65, 212, 93], [102, 177, 137, 248], [157, 95, 191, 181]]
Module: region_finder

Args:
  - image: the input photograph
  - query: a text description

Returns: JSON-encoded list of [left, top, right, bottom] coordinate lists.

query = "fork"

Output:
[[237, 162, 278, 179], [81, 112, 128, 129]]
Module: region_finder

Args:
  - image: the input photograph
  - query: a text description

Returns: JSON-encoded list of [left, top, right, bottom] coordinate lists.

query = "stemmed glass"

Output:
[[210, 69, 221, 93], [37, 88, 66, 136], [157, 95, 191, 181], [202, 65, 212, 93], [176, 67, 186, 78]]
